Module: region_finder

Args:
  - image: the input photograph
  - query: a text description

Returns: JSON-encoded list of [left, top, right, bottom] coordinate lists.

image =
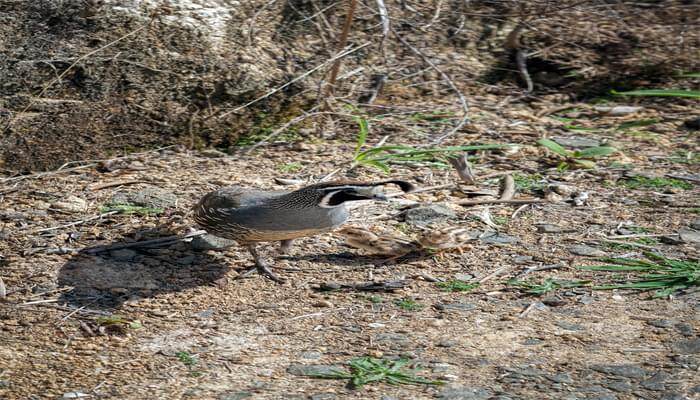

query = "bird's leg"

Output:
[[241, 244, 285, 283], [279, 239, 294, 255]]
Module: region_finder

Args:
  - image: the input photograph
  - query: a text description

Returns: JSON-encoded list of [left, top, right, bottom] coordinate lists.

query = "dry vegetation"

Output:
[[1, 0, 699, 399]]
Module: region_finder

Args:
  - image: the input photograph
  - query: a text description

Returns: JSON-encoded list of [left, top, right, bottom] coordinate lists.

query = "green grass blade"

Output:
[[613, 89, 700, 98], [576, 146, 617, 158], [537, 138, 570, 157]]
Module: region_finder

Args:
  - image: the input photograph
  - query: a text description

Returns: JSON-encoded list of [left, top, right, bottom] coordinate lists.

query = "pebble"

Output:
[[674, 322, 694, 336], [552, 135, 600, 148], [436, 302, 477, 312], [52, 196, 87, 213], [673, 338, 700, 354], [403, 204, 456, 226], [480, 232, 519, 245], [110, 187, 177, 209], [199, 148, 228, 158], [569, 244, 606, 257], [313, 300, 333, 308], [678, 228, 700, 244], [555, 321, 584, 331], [647, 319, 673, 328], [219, 392, 252, 400], [536, 224, 573, 234], [590, 364, 648, 379], [437, 386, 492, 400], [190, 234, 236, 251], [286, 364, 342, 376]]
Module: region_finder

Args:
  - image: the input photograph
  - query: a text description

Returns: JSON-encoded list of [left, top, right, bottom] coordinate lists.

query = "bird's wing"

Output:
[[196, 186, 288, 210]]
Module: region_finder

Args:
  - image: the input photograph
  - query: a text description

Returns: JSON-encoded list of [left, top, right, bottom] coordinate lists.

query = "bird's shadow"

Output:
[[57, 228, 230, 310], [282, 248, 425, 267]]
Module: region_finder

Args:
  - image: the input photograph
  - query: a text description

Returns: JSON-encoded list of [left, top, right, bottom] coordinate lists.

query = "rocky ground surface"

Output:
[[1, 93, 699, 399]]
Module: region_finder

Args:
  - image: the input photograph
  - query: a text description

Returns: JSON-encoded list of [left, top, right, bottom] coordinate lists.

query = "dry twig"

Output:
[[82, 230, 207, 254], [391, 27, 469, 143]]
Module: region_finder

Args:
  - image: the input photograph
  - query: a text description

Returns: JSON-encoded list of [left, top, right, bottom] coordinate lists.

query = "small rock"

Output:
[[673, 338, 700, 354], [552, 135, 600, 148], [555, 321, 583, 331], [375, 333, 409, 343], [678, 228, 700, 244], [542, 296, 567, 307], [300, 351, 322, 360], [110, 187, 177, 209], [199, 148, 228, 158], [313, 300, 333, 308], [437, 386, 492, 400], [536, 224, 573, 234], [190, 234, 236, 251], [513, 255, 533, 264], [578, 294, 595, 305], [219, 392, 252, 400], [287, 364, 343, 377], [683, 116, 700, 130], [436, 302, 477, 312], [454, 273, 473, 281], [674, 322, 694, 336], [594, 105, 643, 116], [548, 372, 573, 384], [62, 393, 90, 399], [438, 339, 458, 348], [605, 379, 633, 393], [310, 394, 335, 400], [479, 232, 519, 245], [176, 255, 196, 266], [403, 204, 456, 226], [690, 218, 700, 230], [659, 394, 686, 400], [641, 371, 671, 391], [590, 364, 648, 379], [647, 319, 673, 328], [52, 196, 87, 213], [569, 244, 606, 257]]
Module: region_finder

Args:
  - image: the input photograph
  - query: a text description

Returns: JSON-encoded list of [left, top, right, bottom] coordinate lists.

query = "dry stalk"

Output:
[[499, 175, 516, 200], [217, 42, 370, 120], [325, 0, 359, 96], [391, 28, 469, 143]]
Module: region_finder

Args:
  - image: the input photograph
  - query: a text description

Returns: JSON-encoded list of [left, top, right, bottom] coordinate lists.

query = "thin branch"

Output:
[[247, 0, 279, 46], [458, 198, 546, 206], [391, 28, 469, 143], [326, 0, 359, 96], [216, 42, 370, 120], [31, 212, 119, 234]]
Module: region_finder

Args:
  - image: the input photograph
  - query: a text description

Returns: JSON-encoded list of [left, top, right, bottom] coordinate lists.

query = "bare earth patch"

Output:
[[1, 96, 699, 399]]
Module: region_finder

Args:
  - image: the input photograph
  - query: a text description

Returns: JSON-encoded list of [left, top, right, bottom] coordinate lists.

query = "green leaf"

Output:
[[354, 116, 369, 158], [677, 72, 700, 78], [576, 146, 617, 158], [572, 159, 597, 169], [613, 89, 700, 98], [537, 138, 570, 157]]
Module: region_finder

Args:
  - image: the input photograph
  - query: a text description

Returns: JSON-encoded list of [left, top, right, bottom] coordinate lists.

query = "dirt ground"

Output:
[[1, 91, 699, 399]]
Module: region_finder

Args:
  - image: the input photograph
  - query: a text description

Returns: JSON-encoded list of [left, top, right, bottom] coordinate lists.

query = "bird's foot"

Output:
[[278, 239, 294, 255], [237, 262, 286, 283]]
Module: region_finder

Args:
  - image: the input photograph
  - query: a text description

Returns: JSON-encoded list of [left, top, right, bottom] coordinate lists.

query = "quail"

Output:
[[193, 180, 415, 282]]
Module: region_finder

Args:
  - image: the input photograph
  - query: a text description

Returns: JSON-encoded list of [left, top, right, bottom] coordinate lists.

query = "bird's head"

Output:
[[312, 180, 416, 208]]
